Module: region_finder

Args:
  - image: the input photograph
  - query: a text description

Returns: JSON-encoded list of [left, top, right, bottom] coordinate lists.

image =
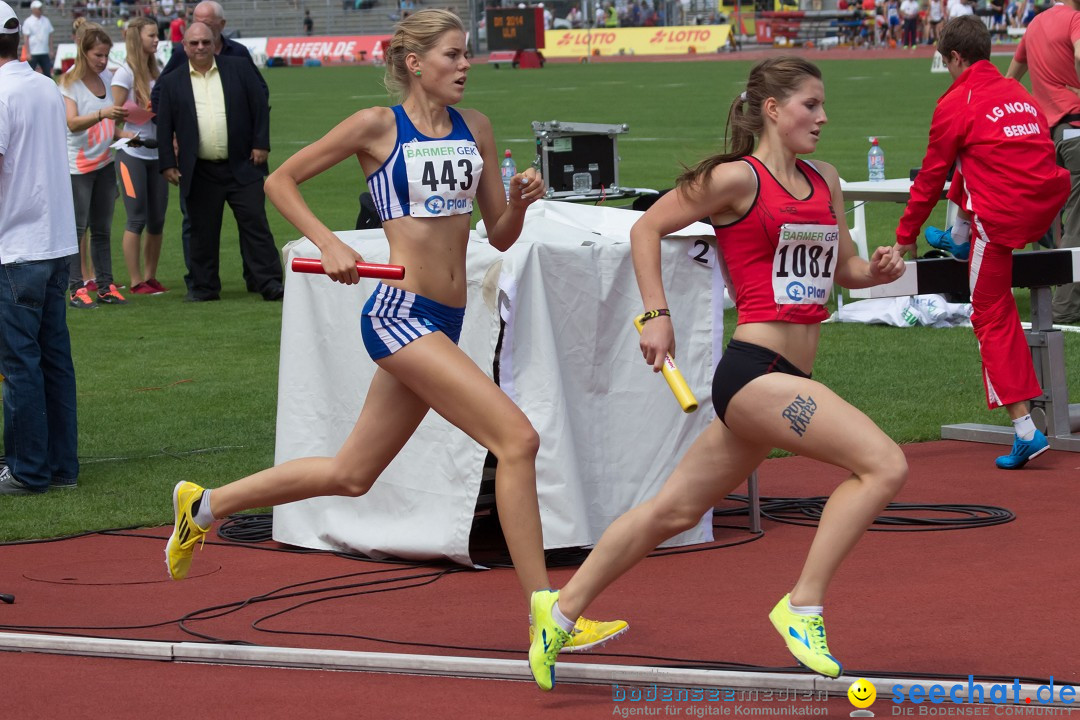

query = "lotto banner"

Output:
[[265, 35, 389, 62], [542, 25, 731, 58]]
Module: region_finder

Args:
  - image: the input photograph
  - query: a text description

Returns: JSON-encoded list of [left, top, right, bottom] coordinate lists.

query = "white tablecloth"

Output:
[[272, 201, 723, 565]]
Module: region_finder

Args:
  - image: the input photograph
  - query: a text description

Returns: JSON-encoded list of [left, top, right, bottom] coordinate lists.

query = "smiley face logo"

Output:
[[848, 679, 877, 709]]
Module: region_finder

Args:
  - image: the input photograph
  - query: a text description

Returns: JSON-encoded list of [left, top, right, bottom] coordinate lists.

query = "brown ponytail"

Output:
[[677, 56, 822, 192]]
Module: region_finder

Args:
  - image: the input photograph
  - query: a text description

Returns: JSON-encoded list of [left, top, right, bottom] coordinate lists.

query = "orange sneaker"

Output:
[[69, 287, 98, 309], [96, 284, 128, 305]]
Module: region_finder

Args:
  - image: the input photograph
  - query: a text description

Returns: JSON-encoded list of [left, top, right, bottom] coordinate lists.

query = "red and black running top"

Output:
[[713, 155, 839, 326]]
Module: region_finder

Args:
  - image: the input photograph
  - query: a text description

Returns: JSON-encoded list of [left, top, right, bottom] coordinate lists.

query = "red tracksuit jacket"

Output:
[[896, 60, 1069, 248]]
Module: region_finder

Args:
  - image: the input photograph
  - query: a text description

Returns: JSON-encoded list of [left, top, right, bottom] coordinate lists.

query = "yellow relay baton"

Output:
[[633, 313, 699, 414]]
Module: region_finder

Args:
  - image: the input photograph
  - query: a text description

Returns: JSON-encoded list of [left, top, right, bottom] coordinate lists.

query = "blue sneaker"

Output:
[[925, 226, 970, 261], [995, 429, 1050, 469]]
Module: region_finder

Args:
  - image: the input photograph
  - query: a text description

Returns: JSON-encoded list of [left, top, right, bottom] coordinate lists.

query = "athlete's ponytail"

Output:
[[677, 56, 822, 192]]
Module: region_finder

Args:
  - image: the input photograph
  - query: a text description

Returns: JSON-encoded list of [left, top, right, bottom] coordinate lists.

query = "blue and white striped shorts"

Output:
[[360, 283, 466, 360]]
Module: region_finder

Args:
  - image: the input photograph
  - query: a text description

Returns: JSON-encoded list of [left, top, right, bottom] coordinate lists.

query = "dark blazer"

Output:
[[156, 54, 271, 200]]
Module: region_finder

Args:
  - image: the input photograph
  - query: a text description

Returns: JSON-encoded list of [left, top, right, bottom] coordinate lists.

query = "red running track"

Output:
[[0, 440, 1076, 718]]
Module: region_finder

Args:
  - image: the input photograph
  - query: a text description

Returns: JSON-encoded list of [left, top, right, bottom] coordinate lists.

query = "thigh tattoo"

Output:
[[781, 394, 817, 437]]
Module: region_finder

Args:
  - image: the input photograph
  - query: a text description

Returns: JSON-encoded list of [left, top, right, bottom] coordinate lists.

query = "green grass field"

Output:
[[2, 56, 1076, 541]]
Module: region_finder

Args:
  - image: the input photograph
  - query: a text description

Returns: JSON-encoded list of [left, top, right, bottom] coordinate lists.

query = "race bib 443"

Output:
[[773, 223, 839, 305], [404, 140, 483, 218]]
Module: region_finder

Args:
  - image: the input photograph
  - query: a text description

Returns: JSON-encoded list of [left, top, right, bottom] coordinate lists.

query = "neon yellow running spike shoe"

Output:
[[530, 615, 629, 653], [768, 594, 843, 678], [528, 589, 571, 691], [165, 481, 210, 580]]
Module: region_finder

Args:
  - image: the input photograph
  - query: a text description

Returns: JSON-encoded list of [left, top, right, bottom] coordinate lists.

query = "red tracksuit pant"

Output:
[[968, 233, 1042, 409]]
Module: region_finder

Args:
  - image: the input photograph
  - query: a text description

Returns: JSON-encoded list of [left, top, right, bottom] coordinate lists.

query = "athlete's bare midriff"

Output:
[[379, 213, 473, 307]]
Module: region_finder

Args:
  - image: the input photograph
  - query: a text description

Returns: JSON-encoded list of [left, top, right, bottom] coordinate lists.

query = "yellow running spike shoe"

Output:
[[530, 615, 629, 653], [165, 481, 210, 580], [528, 589, 571, 691], [768, 594, 843, 678]]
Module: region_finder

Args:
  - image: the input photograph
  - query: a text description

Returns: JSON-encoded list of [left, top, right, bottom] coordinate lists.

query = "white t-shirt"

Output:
[[0, 62, 77, 263], [900, 0, 920, 17], [110, 63, 158, 162], [21, 14, 54, 56], [59, 71, 115, 174], [951, 2, 974, 14]]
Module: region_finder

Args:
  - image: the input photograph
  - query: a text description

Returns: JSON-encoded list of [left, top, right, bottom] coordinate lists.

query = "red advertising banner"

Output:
[[265, 35, 390, 61]]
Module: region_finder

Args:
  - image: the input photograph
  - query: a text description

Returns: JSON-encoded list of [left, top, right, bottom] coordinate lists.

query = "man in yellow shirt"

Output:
[[157, 22, 283, 302]]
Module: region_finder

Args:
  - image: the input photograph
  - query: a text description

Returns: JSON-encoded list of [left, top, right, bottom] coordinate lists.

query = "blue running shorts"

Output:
[[360, 282, 466, 360]]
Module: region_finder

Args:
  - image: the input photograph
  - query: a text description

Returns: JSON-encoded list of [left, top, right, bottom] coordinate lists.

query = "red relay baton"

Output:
[[291, 257, 405, 280]]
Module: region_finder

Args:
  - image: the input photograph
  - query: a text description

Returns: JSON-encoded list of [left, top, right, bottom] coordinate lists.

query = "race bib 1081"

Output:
[[772, 223, 839, 305], [404, 140, 484, 218]]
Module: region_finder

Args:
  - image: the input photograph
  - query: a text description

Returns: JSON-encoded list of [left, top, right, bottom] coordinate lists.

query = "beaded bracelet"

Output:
[[640, 309, 670, 323]]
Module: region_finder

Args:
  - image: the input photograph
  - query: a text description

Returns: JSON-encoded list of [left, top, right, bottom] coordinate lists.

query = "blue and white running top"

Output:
[[365, 105, 484, 222]]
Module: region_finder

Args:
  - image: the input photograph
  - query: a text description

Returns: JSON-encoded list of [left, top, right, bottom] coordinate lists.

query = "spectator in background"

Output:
[[885, 0, 901, 43], [567, 3, 582, 27], [900, 0, 919, 48], [69, 15, 96, 292], [950, 0, 973, 17], [1006, 0, 1080, 324], [642, 1, 658, 26], [21, 0, 53, 76], [874, 0, 886, 45], [1017, 0, 1035, 25], [303, 8, 313, 34], [989, 0, 1006, 33], [169, 9, 185, 51], [0, 0, 80, 495], [60, 23, 132, 309], [113, 17, 169, 295], [156, 23, 283, 302], [153, 0, 269, 296], [926, 0, 945, 44]]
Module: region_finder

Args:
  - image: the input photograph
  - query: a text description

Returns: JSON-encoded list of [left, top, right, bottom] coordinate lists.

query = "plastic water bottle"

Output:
[[868, 137, 885, 182], [500, 149, 516, 200]]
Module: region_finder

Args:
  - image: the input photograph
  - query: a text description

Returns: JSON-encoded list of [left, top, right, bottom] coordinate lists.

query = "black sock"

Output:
[[190, 491, 204, 517]]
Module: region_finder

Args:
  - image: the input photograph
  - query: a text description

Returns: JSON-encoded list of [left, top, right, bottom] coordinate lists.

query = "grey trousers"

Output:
[[67, 163, 117, 291], [1051, 123, 1080, 323]]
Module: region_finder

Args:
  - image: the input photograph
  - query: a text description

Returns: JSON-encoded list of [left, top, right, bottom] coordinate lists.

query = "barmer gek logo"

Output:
[[424, 196, 446, 214], [786, 281, 806, 302]]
